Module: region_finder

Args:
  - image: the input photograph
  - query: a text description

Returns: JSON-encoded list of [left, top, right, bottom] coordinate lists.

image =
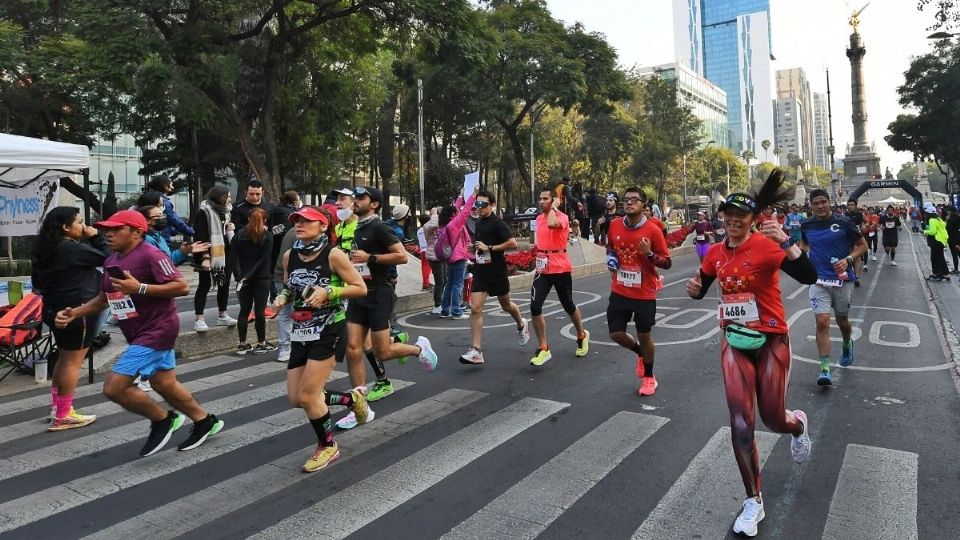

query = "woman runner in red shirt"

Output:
[[685, 170, 818, 537]]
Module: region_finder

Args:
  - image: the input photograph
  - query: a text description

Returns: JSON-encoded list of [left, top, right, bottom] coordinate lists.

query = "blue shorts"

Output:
[[112, 345, 176, 379]]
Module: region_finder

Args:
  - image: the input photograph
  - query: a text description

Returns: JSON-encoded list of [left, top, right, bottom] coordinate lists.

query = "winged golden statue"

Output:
[[848, 2, 870, 32]]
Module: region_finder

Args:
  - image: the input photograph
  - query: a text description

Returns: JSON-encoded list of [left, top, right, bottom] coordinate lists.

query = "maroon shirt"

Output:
[[694, 221, 714, 244], [102, 241, 183, 350]]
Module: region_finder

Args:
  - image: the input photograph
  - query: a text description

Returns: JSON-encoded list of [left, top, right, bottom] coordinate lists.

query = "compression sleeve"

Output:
[[780, 251, 818, 284]]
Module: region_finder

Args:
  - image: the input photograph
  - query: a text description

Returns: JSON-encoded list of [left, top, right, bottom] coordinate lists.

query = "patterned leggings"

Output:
[[721, 332, 803, 497]]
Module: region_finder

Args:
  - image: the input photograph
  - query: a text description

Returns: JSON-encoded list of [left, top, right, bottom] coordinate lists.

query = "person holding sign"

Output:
[[55, 210, 224, 457], [685, 170, 818, 538], [604, 187, 671, 396], [528, 188, 589, 366], [798, 189, 868, 384]]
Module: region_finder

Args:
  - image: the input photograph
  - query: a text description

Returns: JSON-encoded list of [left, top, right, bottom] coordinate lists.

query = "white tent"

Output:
[[879, 196, 905, 204], [0, 133, 89, 187]]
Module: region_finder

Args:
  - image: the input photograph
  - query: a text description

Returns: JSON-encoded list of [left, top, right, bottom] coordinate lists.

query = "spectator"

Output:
[[230, 208, 276, 354], [139, 205, 209, 266], [595, 192, 622, 245], [192, 185, 238, 332], [231, 180, 275, 231], [946, 206, 960, 275], [417, 213, 432, 292], [922, 202, 950, 281], [385, 203, 414, 243], [134, 191, 163, 211], [572, 182, 589, 239], [586, 189, 605, 241], [422, 207, 446, 314], [439, 187, 479, 318], [267, 190, 301, 313], [147, 175, 194, 241]]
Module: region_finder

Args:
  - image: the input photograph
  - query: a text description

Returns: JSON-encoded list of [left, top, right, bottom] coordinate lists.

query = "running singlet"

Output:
[[879, 215, 901, 237], [607, 217, 668, 300], [799, 215, 863, 281], [534, 210, 573, 274], [286, 245, 345, 342], [700, 233, 789, 333]]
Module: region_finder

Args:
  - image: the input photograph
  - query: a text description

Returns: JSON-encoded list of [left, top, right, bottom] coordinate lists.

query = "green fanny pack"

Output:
[[724, 324, 767, 350]]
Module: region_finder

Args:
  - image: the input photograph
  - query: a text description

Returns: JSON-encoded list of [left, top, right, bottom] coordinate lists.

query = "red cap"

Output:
[[288, 206, 330, 226], [94, 210, 148, 232]]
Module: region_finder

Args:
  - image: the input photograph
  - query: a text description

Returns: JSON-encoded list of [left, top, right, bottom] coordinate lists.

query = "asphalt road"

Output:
[[1, 234, 958, 539]]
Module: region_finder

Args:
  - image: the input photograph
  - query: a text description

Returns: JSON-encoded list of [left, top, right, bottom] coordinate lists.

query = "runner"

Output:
[[785, 203, 805, 244], [844, 199, 866, 286], [604, 187, 671, 396], [273, 205, 369, 472], [685, 170, 816, 537], [55, 210, 224, 456], [862, 207, 880, 265], [459, 190, 531, 365], [527, 187, 589, 366], [693, 211, 715, 263], [879, 205, 902, 266], [799, 189, 868, 385], [594, 192, 622, 246]]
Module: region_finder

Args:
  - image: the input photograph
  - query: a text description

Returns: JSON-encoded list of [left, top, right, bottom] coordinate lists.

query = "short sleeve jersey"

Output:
[[693, 221, 714, 244], [534, 210, 573, 274], [472, 215, 513, 277], [353, 218, 400, 288], [800, 215, 863, 281], [879, 215, 901, 237], [607, 217, 669, 300], [846, 210, 864, 227], [864, 214, 880, 235], [700, 233, 788, 334], [102, 241, 183, 350]]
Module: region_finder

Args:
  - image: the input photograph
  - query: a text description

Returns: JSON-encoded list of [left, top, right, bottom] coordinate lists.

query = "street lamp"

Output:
[[927, 31, 958, 39]]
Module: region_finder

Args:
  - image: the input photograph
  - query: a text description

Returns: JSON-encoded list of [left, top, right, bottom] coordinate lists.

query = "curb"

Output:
[[908, 235, 960, 380]]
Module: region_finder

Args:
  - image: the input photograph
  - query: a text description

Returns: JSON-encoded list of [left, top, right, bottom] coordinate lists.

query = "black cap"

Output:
[[718, 193, 758, 214], [354, 186, 383, 204], [809, 189, 830, 202]]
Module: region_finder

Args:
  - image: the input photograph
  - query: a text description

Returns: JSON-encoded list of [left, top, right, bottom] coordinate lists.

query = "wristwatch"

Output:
[[369, 254, 378, 265]]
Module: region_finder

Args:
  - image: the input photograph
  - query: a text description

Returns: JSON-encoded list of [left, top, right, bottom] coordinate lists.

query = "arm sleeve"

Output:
[[780, 251, 818, 284], [693, 270, 716, 300], [449, 194, 476, 232], [649, 226, 671, 269]]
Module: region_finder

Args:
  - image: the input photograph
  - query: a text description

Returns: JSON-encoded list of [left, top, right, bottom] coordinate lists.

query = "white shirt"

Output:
[[417, 227, 427, 250]]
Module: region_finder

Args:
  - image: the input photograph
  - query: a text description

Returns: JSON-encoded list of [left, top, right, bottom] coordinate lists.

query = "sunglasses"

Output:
[[473, 200, 490, 209]]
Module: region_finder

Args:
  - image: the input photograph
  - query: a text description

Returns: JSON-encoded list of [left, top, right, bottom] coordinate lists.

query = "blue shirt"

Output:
[[800, 215, 862, 281]]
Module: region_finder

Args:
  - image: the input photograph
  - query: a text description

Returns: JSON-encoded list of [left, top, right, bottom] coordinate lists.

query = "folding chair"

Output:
[[0, 293, 55, 384]]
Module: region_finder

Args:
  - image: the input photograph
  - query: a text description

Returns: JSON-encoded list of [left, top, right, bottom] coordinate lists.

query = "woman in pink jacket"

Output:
[[439, 187, 478, 319]]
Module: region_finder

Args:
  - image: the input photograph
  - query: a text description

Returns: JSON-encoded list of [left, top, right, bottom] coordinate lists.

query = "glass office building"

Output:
[[635, 62, 729, 149], [673, 0, 774, 158]]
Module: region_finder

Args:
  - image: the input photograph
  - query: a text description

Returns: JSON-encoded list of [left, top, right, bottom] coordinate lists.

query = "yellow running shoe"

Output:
[[350, 389, 370, 425], [575, 330, 591, 357], [303, 442, 340, 473], [530, 349, 552, 366], [48, 408, 97, 432]]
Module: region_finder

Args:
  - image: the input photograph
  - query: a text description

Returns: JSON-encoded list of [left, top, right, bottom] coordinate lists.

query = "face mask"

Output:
[[154, 217, 168, 230], [336, 208, 353, 221]]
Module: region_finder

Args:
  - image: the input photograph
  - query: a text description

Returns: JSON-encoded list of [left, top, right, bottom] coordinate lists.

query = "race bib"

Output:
[[696, 234, 706, 241], [868, 231, 876, 237], [271, 224, 286, 235], [716, 228, 725, 235], [290, 325, 321, 342], [816, 278, 843, 288], [616, 269, 641, 287], [107, 291, 138, 320], [885, 221, 895, 229], [354, 263, 371, 280], [476, 251, 491, 265], [718, 293, 759, 324]]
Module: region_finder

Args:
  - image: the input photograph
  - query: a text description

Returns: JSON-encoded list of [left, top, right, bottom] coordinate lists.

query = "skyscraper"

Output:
[[673, 0, 775, 158], [634, 62, 729, 149], [774, 97, 804, 166], [812, 92, 830, 171], [776, 68, 814, 165]]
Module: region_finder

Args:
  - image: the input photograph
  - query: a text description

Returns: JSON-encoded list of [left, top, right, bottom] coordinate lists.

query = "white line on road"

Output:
[[396, 292, 601, 331], [81, 384, 458, 540], [821, 444, 918, 540], [632, 427, 780, 539], [560, 311, 720, 347], [787, 284, 809, 300], [249, 397, 570, 539], [442, 411, 668, 539]]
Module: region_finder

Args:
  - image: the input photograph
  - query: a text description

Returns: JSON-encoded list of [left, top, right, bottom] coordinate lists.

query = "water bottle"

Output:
[[34, 357, 47, 383], [830, 257, 850, 281]]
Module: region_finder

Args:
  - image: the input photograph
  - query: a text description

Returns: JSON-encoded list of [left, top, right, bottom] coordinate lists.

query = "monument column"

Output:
[[842, 13, 881, 196]]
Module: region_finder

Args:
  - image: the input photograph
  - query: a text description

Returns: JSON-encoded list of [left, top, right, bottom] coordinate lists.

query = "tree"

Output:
[[918, 0, 960, 29], [761, 139, 771, 162], [773, 146, 782, 165]]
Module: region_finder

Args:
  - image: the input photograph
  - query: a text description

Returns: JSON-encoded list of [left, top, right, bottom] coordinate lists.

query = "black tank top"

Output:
[[286, 245, 344, 341]]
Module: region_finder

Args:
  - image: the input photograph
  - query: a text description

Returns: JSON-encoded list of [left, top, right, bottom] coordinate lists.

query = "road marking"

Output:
[[868, 321, 921, 348], [441, 411, 668, 539], [0, 362, 284, 444], [0, 355, 243, 417], [657, 308, 715, 329], [249, 397, 570, 539], [81, 387, 476, 540], [0, 373, 344, 482], [560, 312, 720, 347], [632, 428, 780, 539], [787, 284, 809, 300], [822, 444, 918, 540], [396, 292, 601, 330]]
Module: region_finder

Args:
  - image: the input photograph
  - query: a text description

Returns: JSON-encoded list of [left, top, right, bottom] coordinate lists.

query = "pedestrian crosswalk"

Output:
[[0, 355, 923, 539]]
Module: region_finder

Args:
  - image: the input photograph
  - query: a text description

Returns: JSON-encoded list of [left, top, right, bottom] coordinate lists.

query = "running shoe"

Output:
[[236, 343, 253, 355], [575, 330, 590, 357], [871, 255, 878, 261], [417, 336, 439, 371], [140, 411, 185, 457], [732, 496, 765, 537], [48, 408, 97, 432], [518, 318, 531, 346], [303, 442, 340, 473], [350, 388, 370, 425], [137, 378, 152, 392], [817, 369, 833, 386], [891, 260, 898, 266], [277, 348, 290, 363], [639, 375, 658, 396], [635, 356, 645, 379], [193, 319, 210, 333], [791, 410, 812, 463], [264, 306, 278, 319], [439, 311, 451, 318], [217, 314, 238, 327], [863, 265, 868, 272], [530, 349, 552, 366], [177, 414, 225, 451], [335, 408, 376, 430], [839, 342, 854, 367], [253, 342, 277, 355], [46, 405, 55, 423], [367, 379, 394, 402], [394, 331, 410, 365], [430, 306, 442, 315], [854, 280, 861, 288], [459, 347, 485, 365], [452, 312, 470, 320]]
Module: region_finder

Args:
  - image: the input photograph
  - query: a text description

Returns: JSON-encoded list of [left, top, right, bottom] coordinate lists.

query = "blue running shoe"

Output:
[[817, 369, 833, 386], [839, 343, 854, 367]]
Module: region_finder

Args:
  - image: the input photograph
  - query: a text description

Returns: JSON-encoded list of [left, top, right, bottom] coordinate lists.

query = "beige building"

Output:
[[775, 68, 815, 166]]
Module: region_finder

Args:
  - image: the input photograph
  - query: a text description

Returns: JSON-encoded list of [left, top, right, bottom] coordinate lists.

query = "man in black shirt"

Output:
[[845, 199, 866, 286], [459, 190, 531, 365], [346, 186, 439, 391], [231, 180, 275, 230]]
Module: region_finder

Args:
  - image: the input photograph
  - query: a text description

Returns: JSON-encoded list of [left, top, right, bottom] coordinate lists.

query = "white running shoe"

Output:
[[277, 348, 290, 363], [416, 336, 439, 371], [891, 260, 898, 266], [335, 408, 376, 430], [863, 265, 869, 272], [217, 314, 238, 327], [430, 306, 442, 315], [137, 378, 152, 392], [791, 410, 811, 462], [518, 318, 531, 346], [193, 319, 210, 332], [871, 255, 878, 261], [459, 347, 484, 365], [733, 496, 765, 537]]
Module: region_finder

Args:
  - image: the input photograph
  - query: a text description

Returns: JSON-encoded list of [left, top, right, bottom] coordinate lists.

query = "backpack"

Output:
[[434, 224, 454, 262]]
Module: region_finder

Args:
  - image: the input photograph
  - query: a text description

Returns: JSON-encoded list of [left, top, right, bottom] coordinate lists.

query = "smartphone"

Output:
[[105, 265, 125, 279], [302, 285, 316, 299]]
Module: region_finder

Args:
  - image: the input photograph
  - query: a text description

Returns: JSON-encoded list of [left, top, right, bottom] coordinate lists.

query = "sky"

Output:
[[545, 0, 937, 173]]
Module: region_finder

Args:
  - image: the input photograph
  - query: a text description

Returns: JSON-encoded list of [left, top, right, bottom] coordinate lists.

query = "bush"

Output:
[[665, 225, 693, 248], [0, 259, 32, 278], [505, 248, 537, 275]]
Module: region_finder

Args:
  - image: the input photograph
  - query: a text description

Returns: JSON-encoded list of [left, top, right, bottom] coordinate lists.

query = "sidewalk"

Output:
[[906, 232, 960, 379]]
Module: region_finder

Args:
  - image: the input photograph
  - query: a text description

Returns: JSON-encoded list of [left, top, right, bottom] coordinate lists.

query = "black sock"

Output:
[[630, 342, 642, 356], [325, 391, 353, 406], [309, 413, 334, 446], [365, 350, 386, 379], [644, 361, 654, 376]]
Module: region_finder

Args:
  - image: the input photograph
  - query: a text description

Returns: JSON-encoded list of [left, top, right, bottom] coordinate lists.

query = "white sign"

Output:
[[857, 166, 867, 174], [463, 171, 480, 197], [0, 176, 59, 236]]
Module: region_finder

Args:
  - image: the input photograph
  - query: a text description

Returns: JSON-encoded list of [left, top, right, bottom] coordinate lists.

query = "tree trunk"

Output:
[[60, 177, 102, 216], [500, 122, 530, 188]]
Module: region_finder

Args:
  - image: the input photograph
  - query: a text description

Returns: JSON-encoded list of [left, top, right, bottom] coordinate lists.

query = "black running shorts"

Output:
[[288, 320, 345, 369], [606, 293, 657, 334], [346, 286, 395, 332]]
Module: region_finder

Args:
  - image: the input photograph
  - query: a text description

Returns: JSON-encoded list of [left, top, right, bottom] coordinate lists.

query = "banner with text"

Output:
[[0, 176, 59, 236]]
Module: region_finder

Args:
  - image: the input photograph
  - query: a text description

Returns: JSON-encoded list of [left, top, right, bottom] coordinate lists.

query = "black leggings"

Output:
[[237, 279, 270, 343], [194, 269, 231, 315], [950, 244, 960, 272], [530, 272, 576, 316]]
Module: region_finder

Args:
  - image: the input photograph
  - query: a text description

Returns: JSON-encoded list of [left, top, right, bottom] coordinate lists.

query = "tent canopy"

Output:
[[0, 133, 89, 186], [879, 196, 906, 204]]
